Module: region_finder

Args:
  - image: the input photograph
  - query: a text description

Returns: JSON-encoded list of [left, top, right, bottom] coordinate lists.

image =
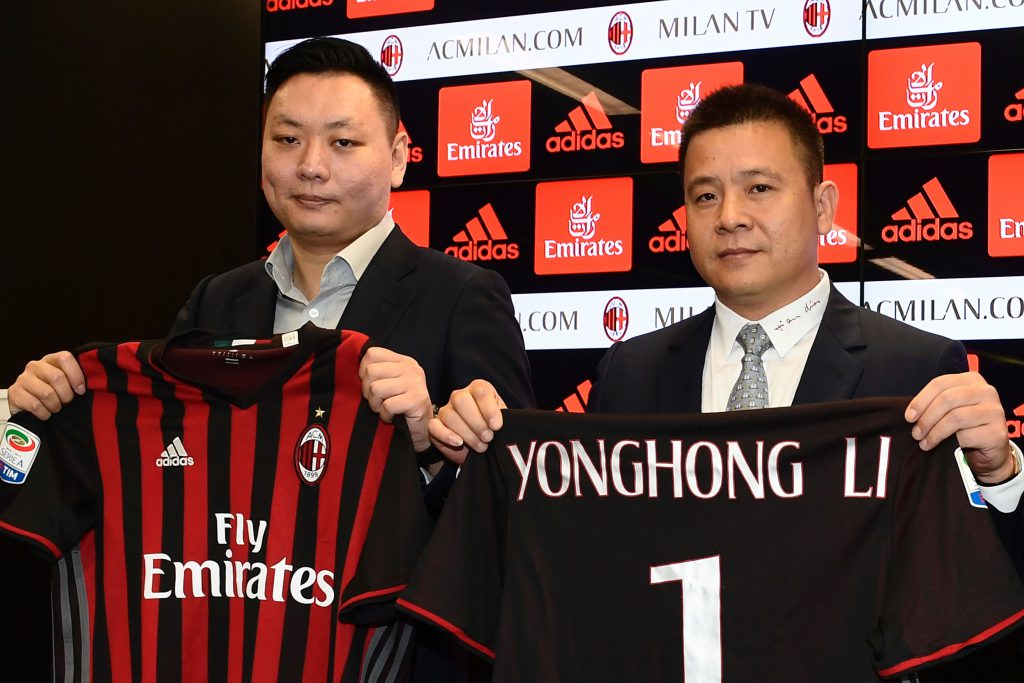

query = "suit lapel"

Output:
[[660, 307, 714, 413], [793, 286, 865, 405], [338, 228, 419, 343]]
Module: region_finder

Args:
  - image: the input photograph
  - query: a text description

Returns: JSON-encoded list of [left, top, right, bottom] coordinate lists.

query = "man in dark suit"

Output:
[[8, 37, 533, 681], [9, 36, 533, 455], [588, 84, 1021, 518], [431, 81, 1023, 678], [591, 82, 1023, 680], [431, 83, 1021, 564]]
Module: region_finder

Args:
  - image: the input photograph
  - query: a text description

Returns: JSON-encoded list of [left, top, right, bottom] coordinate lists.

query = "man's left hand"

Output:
[[359, 347, 433, 453], [906, 372, 1015, 484]]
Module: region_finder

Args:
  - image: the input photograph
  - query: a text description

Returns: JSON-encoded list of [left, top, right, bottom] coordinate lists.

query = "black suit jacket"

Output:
[[590, 285, 966, 413], [170, 228, 534, 414], [590, 285, 1024, 675], [171, 227, 535, 519], [170, 228, 534, 681]]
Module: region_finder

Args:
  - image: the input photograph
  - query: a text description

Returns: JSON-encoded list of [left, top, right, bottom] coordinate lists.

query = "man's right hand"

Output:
[[7, 352, 86, 420], [429, 379, 507, 461]]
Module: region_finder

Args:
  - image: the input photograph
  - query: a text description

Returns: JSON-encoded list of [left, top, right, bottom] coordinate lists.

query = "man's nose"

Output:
[[716, 193, 748, 232], [298, 143, 329, 181]]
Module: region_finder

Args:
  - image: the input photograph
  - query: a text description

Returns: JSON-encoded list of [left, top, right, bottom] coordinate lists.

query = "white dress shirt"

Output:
[[702, 270, 831, 413], [264, 212, 395, 334], [700, 270, 1023, 512]]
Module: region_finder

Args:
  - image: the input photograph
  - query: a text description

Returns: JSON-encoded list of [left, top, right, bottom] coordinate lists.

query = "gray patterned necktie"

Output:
[[726, 323, 773, 411]]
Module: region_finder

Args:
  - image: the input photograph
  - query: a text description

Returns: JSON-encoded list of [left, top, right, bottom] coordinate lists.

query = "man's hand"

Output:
[[358, 347, 433, 453], [8, 352, 86, 420], [428, 379, 507, 465], [906, 372, 1016, 484]]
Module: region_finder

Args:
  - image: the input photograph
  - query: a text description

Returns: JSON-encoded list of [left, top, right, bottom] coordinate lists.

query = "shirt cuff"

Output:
[[979, 441, 1024, 514]]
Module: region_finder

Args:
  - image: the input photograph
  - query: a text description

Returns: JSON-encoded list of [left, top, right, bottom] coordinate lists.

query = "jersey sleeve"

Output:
[[872, 436, 1024, 678], [336, 412, 433, 626], [0, 398, 102, 560], [396, 442, 510, 661]]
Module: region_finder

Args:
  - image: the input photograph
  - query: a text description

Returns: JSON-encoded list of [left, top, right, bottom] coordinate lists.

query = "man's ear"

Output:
[[391, 129, 409, 189], [814, 180, 839, 237]]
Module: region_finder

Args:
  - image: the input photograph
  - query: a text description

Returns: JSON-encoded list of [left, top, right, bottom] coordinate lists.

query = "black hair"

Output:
[[679, 83, 824, 187], [264, 37, 400, 137]]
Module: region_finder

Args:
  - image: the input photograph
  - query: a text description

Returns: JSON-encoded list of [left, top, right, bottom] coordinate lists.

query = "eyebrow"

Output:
[[734, 167, 783, 181], [685, 167, 785, 195], [268, 116, 357, 131], [685, 174, 719, 191]]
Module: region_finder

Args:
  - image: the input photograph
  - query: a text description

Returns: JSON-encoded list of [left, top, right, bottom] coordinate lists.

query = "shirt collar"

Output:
[[264, 211, 395, 299], [342, 210, 395, 281], [712, 270, 831, 359]]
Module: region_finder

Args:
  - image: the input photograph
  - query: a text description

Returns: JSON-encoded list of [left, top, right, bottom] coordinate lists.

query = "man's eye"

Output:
[[277, 136, 298, 144], [751, 184, 771, 193], [334, 139, 354, 148], [695, 192, 716, 202]]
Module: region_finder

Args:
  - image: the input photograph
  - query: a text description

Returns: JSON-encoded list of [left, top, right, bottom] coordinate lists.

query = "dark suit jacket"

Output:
[[590, 285, 1024, 675], [170, 228, 534, 414], [589, 285, 966, 413], [169, 228, 534, 681], [170, 229, 535, 514]]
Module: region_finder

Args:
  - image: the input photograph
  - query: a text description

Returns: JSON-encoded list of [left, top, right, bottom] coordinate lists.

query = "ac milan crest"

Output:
[[803, 0, 830, 38], [295, 424, 330, 485], [603, 296, 629, 342], [607, 11, 633, 56], [380, 35, 404, 76]]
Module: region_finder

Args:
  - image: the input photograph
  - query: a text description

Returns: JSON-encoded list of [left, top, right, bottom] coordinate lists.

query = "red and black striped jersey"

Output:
[[0, 324, 430, 683], [398, 398, 1024, 682]]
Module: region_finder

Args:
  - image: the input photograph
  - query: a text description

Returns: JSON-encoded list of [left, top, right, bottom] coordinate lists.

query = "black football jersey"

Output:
[[398, 398, 1024, 682]]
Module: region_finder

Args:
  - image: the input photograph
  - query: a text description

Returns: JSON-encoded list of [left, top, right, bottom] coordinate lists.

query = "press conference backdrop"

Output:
[[262, 0, 1024, 432]]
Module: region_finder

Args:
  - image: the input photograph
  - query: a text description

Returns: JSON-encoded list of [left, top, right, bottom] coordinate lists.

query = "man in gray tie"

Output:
[[430, 82, 1023, 564], [430, 81, 1024, 678]]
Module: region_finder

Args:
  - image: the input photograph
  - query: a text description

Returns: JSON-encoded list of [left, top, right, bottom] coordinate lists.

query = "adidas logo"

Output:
[[445, 203, 520, 261], [788, 74, 847, 134], [883, 177, 973, 243], [546, 92, 625, 153], [156, 436, 195, 468], [555, 379, 592, 413], [648, 206, 688, 253], [1005, 86, 1024, 122], [266, 0, 333, 12]]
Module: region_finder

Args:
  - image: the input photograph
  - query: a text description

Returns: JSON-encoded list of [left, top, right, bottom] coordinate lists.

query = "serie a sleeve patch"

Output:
[[0, 422, 42, 485]]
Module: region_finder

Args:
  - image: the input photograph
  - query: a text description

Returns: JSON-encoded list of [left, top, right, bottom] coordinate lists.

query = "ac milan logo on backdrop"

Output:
[[608, 11, 633, 56], [380, 35, 404, 76], [803, 0, 830, 38], [295, 425, 330, 485], [603, 297, 629, 342]]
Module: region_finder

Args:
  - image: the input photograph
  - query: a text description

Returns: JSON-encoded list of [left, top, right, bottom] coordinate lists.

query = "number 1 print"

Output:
[[650, 556, 722, 683]]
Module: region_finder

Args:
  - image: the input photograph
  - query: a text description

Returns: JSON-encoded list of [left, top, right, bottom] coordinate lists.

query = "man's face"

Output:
[[261, 72, 408, 252], [682, 120, 837, 320]]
